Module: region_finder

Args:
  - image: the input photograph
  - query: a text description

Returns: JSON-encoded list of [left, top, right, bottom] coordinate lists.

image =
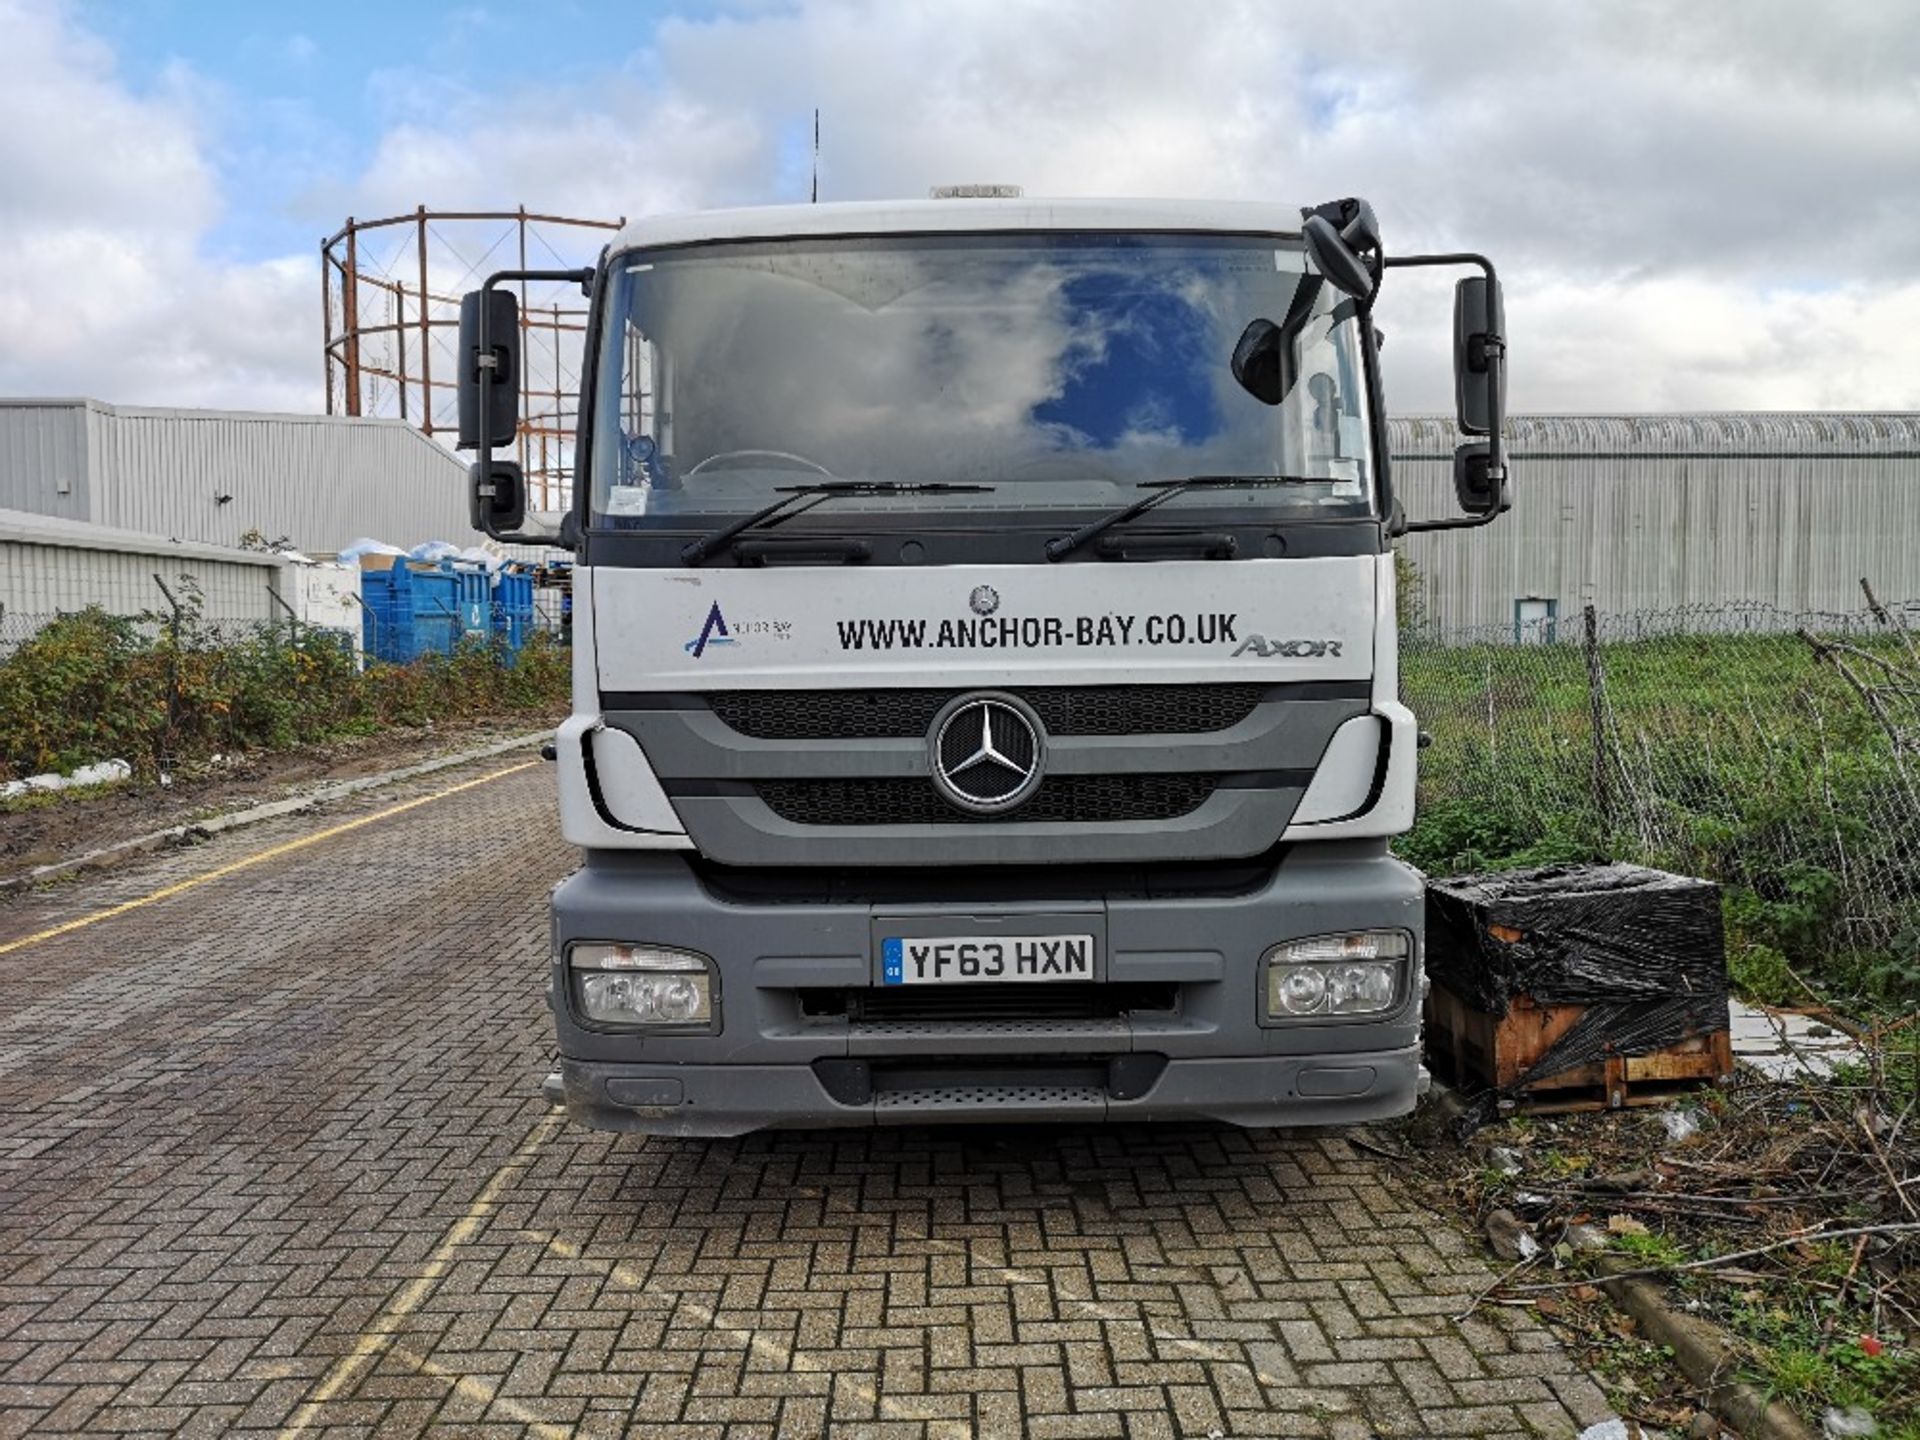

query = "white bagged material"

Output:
[[337, 537, 404, 564], [2, 757, 132, 800]]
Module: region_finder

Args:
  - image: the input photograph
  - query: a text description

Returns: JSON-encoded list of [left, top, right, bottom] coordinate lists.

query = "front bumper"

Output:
[[555, 1048, 1426, 1137], [549, 841, 1426, 1136]]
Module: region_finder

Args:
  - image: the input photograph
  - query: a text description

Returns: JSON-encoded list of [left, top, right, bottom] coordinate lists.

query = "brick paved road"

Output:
[[0, 756, 1621, 1438]]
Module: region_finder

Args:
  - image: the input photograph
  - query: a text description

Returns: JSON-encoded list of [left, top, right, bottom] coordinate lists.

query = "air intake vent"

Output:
[[708, 684, 1268, 740], [755, 774, 1218, 826]]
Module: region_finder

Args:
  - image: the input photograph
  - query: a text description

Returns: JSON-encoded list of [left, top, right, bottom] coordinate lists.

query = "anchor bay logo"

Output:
[[684, 602, 735, 657]]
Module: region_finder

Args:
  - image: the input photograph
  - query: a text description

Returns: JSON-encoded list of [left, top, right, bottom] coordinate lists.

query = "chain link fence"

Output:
[[2, 601, 561, 661], [0, 606, 277, 657], [8, 582, 1914, 992], [1400, 594, 1920, 995]]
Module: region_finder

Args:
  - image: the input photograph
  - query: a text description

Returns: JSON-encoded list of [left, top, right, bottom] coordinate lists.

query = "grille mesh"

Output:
[[756, 773, 1218, 826], [820, 982, 1177, 1023], [708, 684, 1266, 739], [874, 1085, 1105, 1110]]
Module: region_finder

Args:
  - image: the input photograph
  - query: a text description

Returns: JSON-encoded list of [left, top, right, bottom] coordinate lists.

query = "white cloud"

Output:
[[0, 0, 314, 411], [2, 0, 1918, 416]]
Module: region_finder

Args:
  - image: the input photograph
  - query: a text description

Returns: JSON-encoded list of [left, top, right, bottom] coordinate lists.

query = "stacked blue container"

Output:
[[493, 570, 535, 652], [359, 562, 495, 664]]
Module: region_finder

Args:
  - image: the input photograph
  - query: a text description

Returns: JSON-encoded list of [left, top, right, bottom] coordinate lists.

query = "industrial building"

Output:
[[0, 506, 285, 627], [1, 397, 1914, 641], [0, 398, 475, 556], [1393, 412, 1920, 633]]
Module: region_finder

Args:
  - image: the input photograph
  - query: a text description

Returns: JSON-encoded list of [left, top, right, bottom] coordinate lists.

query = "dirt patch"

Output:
[[1398, 1049, 1920, 1438], [0, 717, 552, 880]]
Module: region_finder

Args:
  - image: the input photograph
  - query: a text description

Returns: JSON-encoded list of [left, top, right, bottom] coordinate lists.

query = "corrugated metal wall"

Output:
[[1, 537, 279, 627], [0, 399, 477, 555], [0, 403, 90, 524], [1391, 413, 1920, 630]]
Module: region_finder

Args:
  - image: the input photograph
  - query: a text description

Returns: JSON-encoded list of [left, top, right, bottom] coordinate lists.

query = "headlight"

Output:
[[569, 943, 716, 1029], [1264, 930, 1410, 1019]]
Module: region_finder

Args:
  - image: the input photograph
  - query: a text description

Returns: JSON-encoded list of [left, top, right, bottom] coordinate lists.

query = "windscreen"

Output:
[[591, 231, 1374, 525]]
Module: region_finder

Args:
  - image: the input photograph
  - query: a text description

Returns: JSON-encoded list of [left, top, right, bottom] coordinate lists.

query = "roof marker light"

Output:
[[930, 184, 1023, 199]]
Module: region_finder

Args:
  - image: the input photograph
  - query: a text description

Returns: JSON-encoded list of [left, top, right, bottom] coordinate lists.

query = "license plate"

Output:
[[881, 934, 1095, 986]]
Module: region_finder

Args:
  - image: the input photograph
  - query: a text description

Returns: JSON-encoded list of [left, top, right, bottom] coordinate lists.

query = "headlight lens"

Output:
[[1265, 930, 1410, 1018], [570, 944, 715, 1028]]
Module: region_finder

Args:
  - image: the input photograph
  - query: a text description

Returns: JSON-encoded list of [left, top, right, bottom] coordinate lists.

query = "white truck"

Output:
[[458, 194, 1510, 1135]]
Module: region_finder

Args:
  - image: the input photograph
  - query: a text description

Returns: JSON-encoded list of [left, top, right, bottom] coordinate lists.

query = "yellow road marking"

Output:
[[927, 1236, 1303, 1392], [523, 1229, 906, 1420], [0, 761, 538, 957], [389, 1346, 574, 1439], [278, 1109, 565, 1436]]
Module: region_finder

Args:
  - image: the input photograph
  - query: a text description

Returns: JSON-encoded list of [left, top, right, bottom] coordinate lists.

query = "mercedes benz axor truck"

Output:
[[458, 194, 1512, 1135]]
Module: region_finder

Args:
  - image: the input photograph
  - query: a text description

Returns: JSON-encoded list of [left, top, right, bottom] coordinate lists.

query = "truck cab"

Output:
[[460, 194, 1510, 1135]]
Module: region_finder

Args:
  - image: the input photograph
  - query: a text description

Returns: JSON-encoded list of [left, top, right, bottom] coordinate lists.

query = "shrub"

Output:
[[0, 602, 568, 784]]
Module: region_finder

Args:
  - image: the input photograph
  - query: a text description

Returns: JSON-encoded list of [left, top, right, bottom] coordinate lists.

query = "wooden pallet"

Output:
[[1423, 981, 1733, 1113]]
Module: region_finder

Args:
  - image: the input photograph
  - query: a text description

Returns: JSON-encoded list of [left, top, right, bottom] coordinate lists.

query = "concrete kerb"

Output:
[[0, 730, 551, 897]]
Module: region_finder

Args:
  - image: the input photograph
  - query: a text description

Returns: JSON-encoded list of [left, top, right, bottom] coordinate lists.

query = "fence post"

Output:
[[153, 574, 183, 783], [265, 582, 301, 644], [1582, 603, 1611, 840], [345, 592, 377, 669]]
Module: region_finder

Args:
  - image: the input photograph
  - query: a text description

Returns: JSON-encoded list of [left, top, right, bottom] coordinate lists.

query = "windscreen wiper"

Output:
[[1044, 475, 1316, 562], [681, 481, 996, 565]]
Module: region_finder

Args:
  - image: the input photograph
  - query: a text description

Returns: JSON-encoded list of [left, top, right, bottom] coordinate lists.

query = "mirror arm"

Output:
[[1382, 250, 1506, 486], [1383, 251, 1508, 531], [1400, 506, 1504, 534]]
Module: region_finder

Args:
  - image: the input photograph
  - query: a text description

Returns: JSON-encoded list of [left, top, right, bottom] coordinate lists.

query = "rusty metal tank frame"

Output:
[[322, 207, 624, 511]]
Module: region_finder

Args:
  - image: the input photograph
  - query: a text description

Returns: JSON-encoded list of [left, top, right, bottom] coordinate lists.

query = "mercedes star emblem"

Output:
[[928, 693, 1045, 814], [968, 585, 1000, 616]]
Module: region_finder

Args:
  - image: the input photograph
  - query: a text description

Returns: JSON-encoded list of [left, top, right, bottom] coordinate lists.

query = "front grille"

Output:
[[755, 773, 1218, 826], [708, 684, 1267, 739], [802, 982, 1178, 1022], [873, 1083, 1106, 1110]]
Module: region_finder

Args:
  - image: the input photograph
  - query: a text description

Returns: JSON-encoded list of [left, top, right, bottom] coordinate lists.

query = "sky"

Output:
[[4, 0, 1919, 417]]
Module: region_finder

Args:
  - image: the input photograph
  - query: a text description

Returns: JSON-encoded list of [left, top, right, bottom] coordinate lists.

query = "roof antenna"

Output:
[[811, 108, 820, 203]]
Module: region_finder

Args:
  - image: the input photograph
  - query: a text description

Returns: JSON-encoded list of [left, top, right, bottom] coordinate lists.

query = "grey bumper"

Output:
[[555, 1047, 1425, 1137], [550, 840, 1426, 1136]]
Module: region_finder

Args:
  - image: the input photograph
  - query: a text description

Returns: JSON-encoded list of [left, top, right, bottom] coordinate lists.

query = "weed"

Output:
[[1613, 1230, 1691, 1269]]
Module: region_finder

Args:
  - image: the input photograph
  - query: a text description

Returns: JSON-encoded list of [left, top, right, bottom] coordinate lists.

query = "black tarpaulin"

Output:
[[1426, 862, 1728, 1016]]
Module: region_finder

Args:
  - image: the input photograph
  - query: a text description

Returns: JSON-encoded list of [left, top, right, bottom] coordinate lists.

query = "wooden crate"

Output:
[[1423, 980, 1733, 1113]]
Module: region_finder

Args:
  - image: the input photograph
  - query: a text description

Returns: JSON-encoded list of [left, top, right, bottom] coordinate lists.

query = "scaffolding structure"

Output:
[[322, 207, 624, 511]]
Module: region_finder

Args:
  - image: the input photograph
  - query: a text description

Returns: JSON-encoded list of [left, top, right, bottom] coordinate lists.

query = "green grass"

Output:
[[1612, 1229, 1692, 1269], [1718, 1286, 1920, 1422]]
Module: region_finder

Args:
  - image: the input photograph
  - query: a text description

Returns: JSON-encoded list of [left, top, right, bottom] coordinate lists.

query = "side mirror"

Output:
[[457, 289, 519, 451], [470, 459, 526, 536], [1300, 197, 1380, 302], [1453, 442, 1511, 516], [1230, 319, 1291, 406], [1229, 273, 1328, 407], [1453, 276, 1506, 436]]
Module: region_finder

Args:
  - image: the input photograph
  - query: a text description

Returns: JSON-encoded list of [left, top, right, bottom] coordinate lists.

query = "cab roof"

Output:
[[609, 197, 1310, 253]]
